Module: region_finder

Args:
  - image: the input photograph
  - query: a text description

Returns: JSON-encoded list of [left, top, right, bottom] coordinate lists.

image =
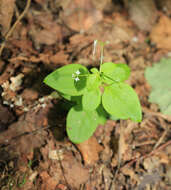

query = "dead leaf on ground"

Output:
[[40, 171, 58, 190], [50, 51, 69, 65], [118, 122, 136, 163], [0, 0, 15, 35], [22, 89, 38, 102], [121, 167, 140, 185], [0, 104, 15, 126], [128, 0, 157, 31], [0, 100, 52, 154], [77, 136, 103, 165], [150, 15, 171, 50], [89, 14, 134, 45], [28, 12, 64, 46], [60, 0, 103, 32]]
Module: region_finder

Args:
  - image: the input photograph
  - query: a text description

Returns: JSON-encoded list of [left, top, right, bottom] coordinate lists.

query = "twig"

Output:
[[0, 0, 32, 56], [0, 125, 52, 148], [121, 140, 171, 169], [142, 106, 171, 122], [153, 119, 168, 150]]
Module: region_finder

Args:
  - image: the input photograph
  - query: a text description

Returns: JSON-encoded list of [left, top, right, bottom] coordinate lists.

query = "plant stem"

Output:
[[99, 42, 104, 73]]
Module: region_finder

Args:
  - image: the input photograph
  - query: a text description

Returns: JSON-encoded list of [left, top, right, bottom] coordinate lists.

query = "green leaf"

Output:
[[96, 105, 108, 125], [102, 83, 142, 122], [82, 88, 101, 110], [90, 68, 99, 74], [101, 62, 130, 83], [109, 115, 119, 121], [44, 64, 89, 96], [66, 105, 99, 143], [60, 93, 82, 104], [86, 73, 101, 90], [145, 58, 171, 115]]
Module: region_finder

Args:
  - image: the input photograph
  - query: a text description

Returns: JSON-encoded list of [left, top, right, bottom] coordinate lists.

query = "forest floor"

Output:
[[0, 0, 171, 189]]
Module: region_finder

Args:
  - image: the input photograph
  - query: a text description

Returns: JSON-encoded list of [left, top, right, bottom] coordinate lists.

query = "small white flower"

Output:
[[72, 74, 75, 78], [75, 77, 80, 82], [75, 70, 80, 75]]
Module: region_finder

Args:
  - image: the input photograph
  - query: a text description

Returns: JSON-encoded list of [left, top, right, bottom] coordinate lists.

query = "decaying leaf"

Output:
[[77, 136, 103, 165], [145, 58, 171, 115], [150, 15, 171, 50], [0, 0, 15, 35]]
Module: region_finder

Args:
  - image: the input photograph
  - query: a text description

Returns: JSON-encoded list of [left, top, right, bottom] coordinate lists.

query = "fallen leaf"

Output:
[[50, 51, 69, 65], [60, 0, 103, 32], [28, 12, 63, 46], [77, 136, 103, 165], [128, 0, 157, 31], [121, 167, 140, 184], [40, 171, 58, 190], [118, 125, 129, 163], [150, 15, 171, 50], [22, 89, 38, 101], [145, 58, 171, 115], [0, 104, 15, 126], [0, 101, 52, 154], [0, 0, 15, 35]]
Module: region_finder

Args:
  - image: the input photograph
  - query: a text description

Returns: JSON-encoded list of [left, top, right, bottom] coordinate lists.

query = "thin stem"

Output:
[[78, 74, 89, 77], [99, 43, 104, 73]]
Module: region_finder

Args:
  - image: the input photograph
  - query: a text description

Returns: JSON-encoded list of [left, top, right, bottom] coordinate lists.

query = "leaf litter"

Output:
[[0, 0, 171, 189]]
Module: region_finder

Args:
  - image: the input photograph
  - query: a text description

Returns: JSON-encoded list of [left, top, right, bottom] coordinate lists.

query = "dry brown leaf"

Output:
[[77, 136, 103, 165], [0, 104, 15, 125], [22, 89, 38, 101], [28, 12, 63, 46], [143, 156, 160, 172], [61, 0, 103, 32], [0, 101, 52, 154], [0, 60, 5, 72], [89, 15, 134, 45], [40, 171, 58, 190], [61, 152, 89, 188], [121, 167, 140, 184], [118, 125, 129, 163], [50, 51, 69, 65], [128, 0, 157, 31], [0, 0, 15, 35], [150, 15, 171, 50]]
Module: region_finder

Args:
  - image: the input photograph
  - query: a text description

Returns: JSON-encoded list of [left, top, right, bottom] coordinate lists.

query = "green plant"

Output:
[[44, 41, 142, 143]]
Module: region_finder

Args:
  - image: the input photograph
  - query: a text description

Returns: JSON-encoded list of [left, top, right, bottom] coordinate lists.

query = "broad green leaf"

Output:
[[90, 68, 99, 74], [96, 105, 108, 124], [86, 73, 101, 90], [66, 105, 99, 143], [109, 115, 119, 121], [101, 62, 130, 83], [44, 64, 89, 96], [102, 83, 142, 122], [82, 88, 101, 110], [145, 58, 171, 115], [60, 93, 82, 104]]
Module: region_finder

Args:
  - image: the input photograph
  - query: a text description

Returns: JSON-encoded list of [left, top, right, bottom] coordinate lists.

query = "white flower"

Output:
[[72, 74, 75, 78], [75, 77, 80, 82], [75, 70, 80, 75]]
